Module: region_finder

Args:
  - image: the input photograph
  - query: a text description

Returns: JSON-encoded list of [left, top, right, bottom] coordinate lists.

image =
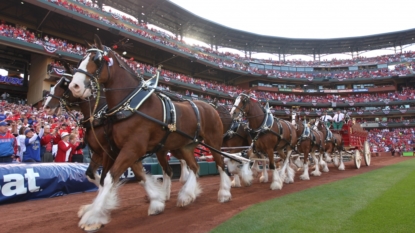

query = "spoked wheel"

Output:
[[354, 150, 361, 169], [364, 141, 371, 166]]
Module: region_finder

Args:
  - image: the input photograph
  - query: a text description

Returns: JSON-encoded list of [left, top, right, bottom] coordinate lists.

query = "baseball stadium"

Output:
[[0, 1, 414, 232]]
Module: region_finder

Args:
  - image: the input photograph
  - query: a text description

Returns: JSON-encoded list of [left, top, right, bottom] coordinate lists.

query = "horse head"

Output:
[[69, 35, 113, 99], [43, 76, 73, 116], [230, 91, 257, 120]]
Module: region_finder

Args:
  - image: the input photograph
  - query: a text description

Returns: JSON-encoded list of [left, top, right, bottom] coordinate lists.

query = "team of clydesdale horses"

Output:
[[44, 35, 346, 232]]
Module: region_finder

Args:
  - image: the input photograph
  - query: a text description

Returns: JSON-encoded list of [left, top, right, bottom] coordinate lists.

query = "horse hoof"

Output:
[[259, 176, 268, 183], [78, 204, 91, 218], [81, 223, 104, 233], [244, 181, 252, 187], [177, 198, 194, 207], [149, 210, 163, 216], [218, 195, 231, 203]]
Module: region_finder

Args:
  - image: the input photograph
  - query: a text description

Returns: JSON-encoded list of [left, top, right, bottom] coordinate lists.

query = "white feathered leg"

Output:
[[311, 152, 322, 176], [240, 162, 253, 187], [320, 153, 329, 172], [79, 173, 100, 218], [144, 175, 166, 215], [231, 174, 241, 187], [270, 168, 283, 190], [325, 152, 332, 163], [299, 159, 310, 180], [217, 166, 232, 203], [79, 172, 121, 232], [161, 171, 171, 200], [259, 162, 268, 183], [251, 160, 261, 177], [224, 158, 241, 187], [179, 160, 189, 183], [177, 170, 201, 207]]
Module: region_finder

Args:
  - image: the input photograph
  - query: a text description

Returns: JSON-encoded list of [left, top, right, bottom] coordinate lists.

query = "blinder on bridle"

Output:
[[47, 76, 73, 106], [73, 46, 110, 81]]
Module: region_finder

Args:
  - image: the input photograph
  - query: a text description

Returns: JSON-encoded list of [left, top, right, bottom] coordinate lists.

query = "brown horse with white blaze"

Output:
[[43, 76, 150, 197], [291, 112, 327, 180], [68, 35, 229, 232], [212, 101, 254, 187], [230, 91, 297, 190], [314, 118, 345, 170]]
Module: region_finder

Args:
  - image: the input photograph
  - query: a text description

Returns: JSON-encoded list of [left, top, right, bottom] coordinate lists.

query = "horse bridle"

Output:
[[232, 93, 252, 118], [47, 77, 76, 109]]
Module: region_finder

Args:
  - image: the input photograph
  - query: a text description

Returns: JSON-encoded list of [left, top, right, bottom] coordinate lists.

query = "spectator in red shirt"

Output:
[[69, 134, 84, 163]]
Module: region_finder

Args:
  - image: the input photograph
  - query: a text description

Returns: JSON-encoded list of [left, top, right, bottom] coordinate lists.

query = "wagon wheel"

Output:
[[363, 141, 371, 166], [354, 150, 361, 169]]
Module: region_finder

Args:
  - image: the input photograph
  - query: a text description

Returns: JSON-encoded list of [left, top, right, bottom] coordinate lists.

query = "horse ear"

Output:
[[94, 34, 104, 50], [84, 39, 92, 48]]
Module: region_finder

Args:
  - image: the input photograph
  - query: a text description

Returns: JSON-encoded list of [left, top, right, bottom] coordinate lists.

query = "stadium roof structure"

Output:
[[102, 0, 415, 56]]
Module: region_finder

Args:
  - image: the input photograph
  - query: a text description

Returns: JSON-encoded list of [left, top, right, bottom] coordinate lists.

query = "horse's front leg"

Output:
[[279, 149, 295, 184], [299, 151, 310, 180], [85, 152, 102, 187], [156, 150, 173, 200], [269, 149, 283, 190], [224, 158, 242, 188], [310, 149, 322, 176], [319, 150, 329, 172]]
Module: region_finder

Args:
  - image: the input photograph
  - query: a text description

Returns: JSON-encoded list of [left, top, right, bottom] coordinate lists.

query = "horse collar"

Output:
[[106, 72, 159, 118]]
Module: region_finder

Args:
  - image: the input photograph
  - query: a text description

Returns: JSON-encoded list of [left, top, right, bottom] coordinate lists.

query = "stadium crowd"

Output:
[[0, 101, 85, 163], [48, 0, 415, 69]]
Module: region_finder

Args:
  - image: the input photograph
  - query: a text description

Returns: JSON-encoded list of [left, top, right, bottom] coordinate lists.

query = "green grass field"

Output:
[[212, 159, 415, 233]]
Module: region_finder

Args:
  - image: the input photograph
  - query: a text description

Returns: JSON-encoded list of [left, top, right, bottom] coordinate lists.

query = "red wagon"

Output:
[[336, 122, 371, 169]]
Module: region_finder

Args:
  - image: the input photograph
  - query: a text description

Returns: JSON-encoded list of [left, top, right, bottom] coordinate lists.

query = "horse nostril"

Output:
[[74, 84, 80, 90]]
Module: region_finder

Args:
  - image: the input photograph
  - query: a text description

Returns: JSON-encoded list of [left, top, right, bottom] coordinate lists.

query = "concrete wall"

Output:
[[27, 54, 53, 105]]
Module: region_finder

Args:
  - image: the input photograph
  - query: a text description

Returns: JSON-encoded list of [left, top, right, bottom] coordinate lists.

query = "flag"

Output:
[[399, 109, 407, 114], [43, 44, 57, 54], [312, 103, 317, 106], [285, 110, 291, 115], [282, 101, 287, 105], [53, 68, 65, 75], [201, 86, 206, 91], [357, 111, 364, 115], [383, 99, 390, 104], [337, 77, 345, 81], [164, 76, 170, 82], [316, 111, 322, 116], [306, 76, 313, 81], [111, 13, 120, 20], [383, 110, 390, 114], [348, 102, 354, 106], [380, 122, 388, 127], [305, 111, 310, 115]]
